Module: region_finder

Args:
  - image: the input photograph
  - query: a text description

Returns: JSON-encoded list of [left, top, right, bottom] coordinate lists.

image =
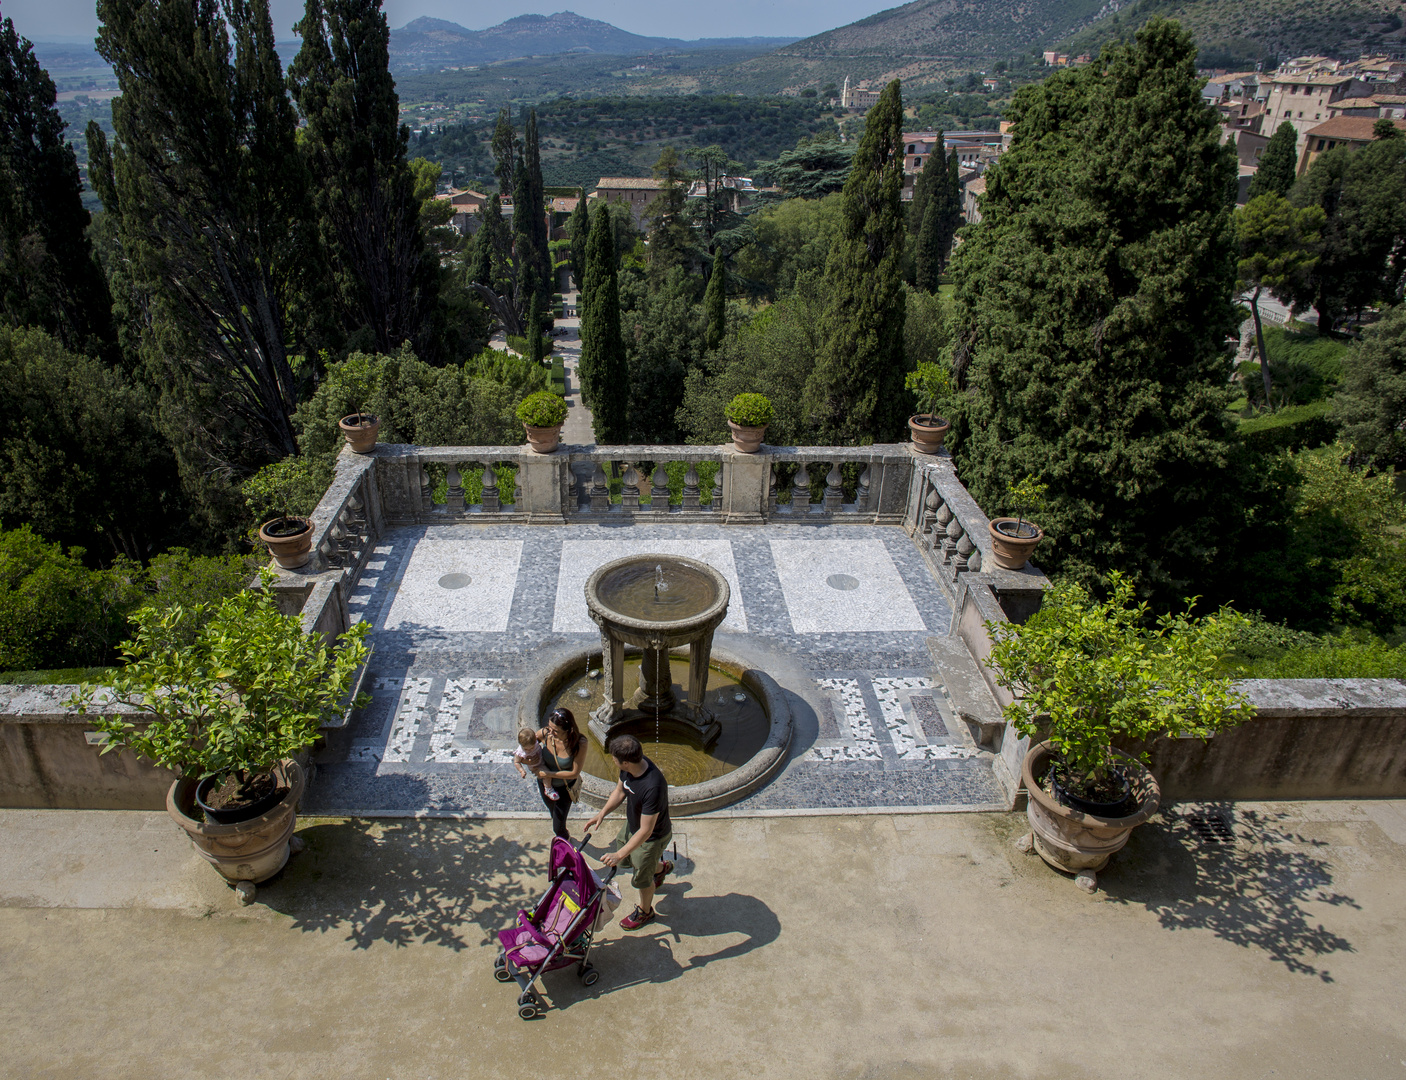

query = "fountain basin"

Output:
[[584, 554, 731, 745], [517, 644, 793, 816]]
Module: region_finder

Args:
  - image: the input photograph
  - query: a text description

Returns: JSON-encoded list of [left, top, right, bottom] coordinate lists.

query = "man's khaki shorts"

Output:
[[615, 822, 672, 890]]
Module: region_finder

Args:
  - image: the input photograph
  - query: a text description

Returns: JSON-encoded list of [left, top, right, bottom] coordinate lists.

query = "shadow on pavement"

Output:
[[1099, 802, 1357, 982], [258, 818, 545, 952]]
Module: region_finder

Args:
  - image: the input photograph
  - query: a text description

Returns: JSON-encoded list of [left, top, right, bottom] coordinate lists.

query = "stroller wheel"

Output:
[[518, 1004, 538, 1020], [580, 967, 600, 987], [517, 991, 540, 1020], [494, 966, 514, 983]]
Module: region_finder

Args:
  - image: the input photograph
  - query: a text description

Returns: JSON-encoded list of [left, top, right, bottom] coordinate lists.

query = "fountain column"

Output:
[[636, 638, 677, 715]]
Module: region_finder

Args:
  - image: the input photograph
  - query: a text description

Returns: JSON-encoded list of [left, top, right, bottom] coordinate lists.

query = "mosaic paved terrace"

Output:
[[309, 521, 1008, 816]]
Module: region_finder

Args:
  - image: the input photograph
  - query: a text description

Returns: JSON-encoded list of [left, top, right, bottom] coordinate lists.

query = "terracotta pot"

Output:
[[166, 759, 305, 900], [988, 517, 1044, 570], [339, 413, 380, 454], [908, 414, 950, 454], [258, 516, 313, 569], [1022, 741, 1159, 875], [727, 420, 767, 453], [523, 422, 563, 454]]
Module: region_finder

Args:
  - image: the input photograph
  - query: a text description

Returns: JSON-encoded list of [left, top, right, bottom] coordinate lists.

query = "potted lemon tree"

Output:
[[905, 361, 953, 454], [985, 573, 1251, 891], [989, 476, 1047, 570], [72, 572, 370, 904]]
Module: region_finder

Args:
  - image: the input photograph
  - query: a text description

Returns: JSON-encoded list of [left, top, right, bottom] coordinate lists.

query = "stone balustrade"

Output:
[[363, 442, 915, 531]]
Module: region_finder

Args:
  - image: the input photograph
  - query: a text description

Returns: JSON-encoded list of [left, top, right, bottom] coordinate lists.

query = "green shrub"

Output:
[[242, 454, 335, 532], [294, 347, 544, 458], [724, 393, 775, 428], [1213, 613, 1406, 679], [0, 526, 145, 671], [516, 390, 568, 428], [1239, 400, 1338, 453], [506, 334, 554, 357]]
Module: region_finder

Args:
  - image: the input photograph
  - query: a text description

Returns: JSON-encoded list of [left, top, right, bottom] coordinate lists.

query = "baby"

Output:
[[515, 727, 558, 801]]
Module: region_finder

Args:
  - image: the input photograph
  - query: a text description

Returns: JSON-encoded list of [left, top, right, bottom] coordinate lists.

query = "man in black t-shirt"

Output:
[[585, 733, 674, 929]]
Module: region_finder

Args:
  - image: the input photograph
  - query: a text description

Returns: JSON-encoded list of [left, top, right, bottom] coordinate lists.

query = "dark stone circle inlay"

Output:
[[438, 572, 472, 590], [826, 573, 860, 591]]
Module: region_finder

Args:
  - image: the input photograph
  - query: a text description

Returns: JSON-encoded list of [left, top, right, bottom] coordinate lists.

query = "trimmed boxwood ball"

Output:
[[725, 393, 774, 428], [517, 390, 568, 428]]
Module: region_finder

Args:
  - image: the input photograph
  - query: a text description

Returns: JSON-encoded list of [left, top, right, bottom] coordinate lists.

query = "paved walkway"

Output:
[[310, 521, 1004, 816], [554, 292, 595, 445], [3, 802, 1405, 1078]]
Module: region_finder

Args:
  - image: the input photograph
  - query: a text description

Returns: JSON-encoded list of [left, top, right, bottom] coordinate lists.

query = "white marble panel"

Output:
[[382, 539, 523, 632], [380, 677, 432, 764], [428, 678, 513, 763], [872, 676, 977, 761], [552, 539, 747, 633], [769, 538, 924, 633], [805, 677, 883, 762]]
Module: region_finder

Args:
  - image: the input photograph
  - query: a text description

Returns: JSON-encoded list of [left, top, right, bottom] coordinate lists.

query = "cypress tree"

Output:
[[566, 187, 589, 289], [804, 79, 908, 444], [0, 15, 116, 360], [521, 109, 551, 303], [96, 0, 309, 464], [581, 203, 627, 442], [527, 291, 543, 365], [704, 251, 726, 351], [914, 196, 943, 292], [1248, 121, 1299, 200], [288, 0, 438, 358], [938, 150, 962, 266], [950, 18, 1240, 602], [907, 130, 943, 237]]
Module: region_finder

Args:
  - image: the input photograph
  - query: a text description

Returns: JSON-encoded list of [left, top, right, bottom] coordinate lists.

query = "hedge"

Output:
[[1239, 400, 1339, 454]]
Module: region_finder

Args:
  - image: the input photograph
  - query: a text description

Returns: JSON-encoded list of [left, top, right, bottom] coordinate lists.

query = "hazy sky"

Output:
[[4, 0, 890, 43]]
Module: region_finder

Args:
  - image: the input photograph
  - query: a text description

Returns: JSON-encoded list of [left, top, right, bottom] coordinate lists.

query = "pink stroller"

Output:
[[494, 833, 618, 1019]]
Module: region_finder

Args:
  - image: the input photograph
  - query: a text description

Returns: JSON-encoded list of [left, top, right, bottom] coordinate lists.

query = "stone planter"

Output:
[[1022, 741, 1159, 885], [988, 518, 1044, 570], [727, 421, 767, 454], [523, 423, 563, 454], [908, 415, 950, 455], [339, 413, 380, 454], [258, 516, 313, 570], [166, 759, 305, 905]]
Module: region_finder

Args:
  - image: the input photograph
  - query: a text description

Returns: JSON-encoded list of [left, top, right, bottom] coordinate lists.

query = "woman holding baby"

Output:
[[533, 707, 587, 839]]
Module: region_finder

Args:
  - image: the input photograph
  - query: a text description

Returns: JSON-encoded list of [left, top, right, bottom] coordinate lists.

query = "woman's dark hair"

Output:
[[547, 708, 582, 753], [607, 733, 643, 763]]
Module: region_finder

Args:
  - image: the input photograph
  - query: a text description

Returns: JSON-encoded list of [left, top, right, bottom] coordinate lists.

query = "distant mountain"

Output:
[[389, 11, 796, 68]]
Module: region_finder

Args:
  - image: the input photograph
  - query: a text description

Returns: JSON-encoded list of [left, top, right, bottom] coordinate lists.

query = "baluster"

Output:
[[857, 464, 873, 514], [682, 463, 701, 511], [967, 546, 983, 573], [922, 485, 940, 536], [622, 462, 641, 510], [419, 464, 432, 511], [944, 515, 963, 566], [339, 508, 359, 563], [319, 535, 340, 570], [446, 462, 464, 512], [651, 463, 670, 511], [711, 462, 724, 512], [790, 463, 811, 514], [589, 462, 609, 512], [955, 533, 975, 578], [768, 464, 779, 515], [934, 503, 953, 553], [482, 461, 501, 513], [512, 477, 522, 508], [823, 461, 844, 512]]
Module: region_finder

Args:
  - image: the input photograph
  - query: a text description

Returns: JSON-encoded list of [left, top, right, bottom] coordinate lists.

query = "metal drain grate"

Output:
[[1184, 813, 1236, 843]]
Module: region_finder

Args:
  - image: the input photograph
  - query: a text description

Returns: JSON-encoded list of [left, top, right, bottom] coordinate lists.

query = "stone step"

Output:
[[925, 635, 1007, 750]]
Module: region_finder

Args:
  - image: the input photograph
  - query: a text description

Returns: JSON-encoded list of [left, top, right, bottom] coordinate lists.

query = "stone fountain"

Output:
[[584, 554, 730, 747]]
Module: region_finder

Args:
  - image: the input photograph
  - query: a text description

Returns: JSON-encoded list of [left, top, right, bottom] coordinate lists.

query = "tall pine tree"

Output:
[[566, 187, 589, 289], [581, 203, 627, 442], [288, 0, 438, 358], [804, 79, 908, 443], [950, 18, 1240, 601], [95, 0, 310, 467], [0, 14, 115, 360]]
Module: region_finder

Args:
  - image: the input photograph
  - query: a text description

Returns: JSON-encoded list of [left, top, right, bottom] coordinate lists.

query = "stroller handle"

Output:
[[575, 829, 618, 883]]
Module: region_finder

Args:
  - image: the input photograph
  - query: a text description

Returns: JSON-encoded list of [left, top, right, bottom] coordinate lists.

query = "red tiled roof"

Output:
[[1306, 116, 1406, 140]]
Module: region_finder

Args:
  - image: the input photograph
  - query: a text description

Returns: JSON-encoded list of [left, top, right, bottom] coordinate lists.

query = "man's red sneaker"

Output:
[[653, 860, 674, 888], [620, 905, 655, 930]]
